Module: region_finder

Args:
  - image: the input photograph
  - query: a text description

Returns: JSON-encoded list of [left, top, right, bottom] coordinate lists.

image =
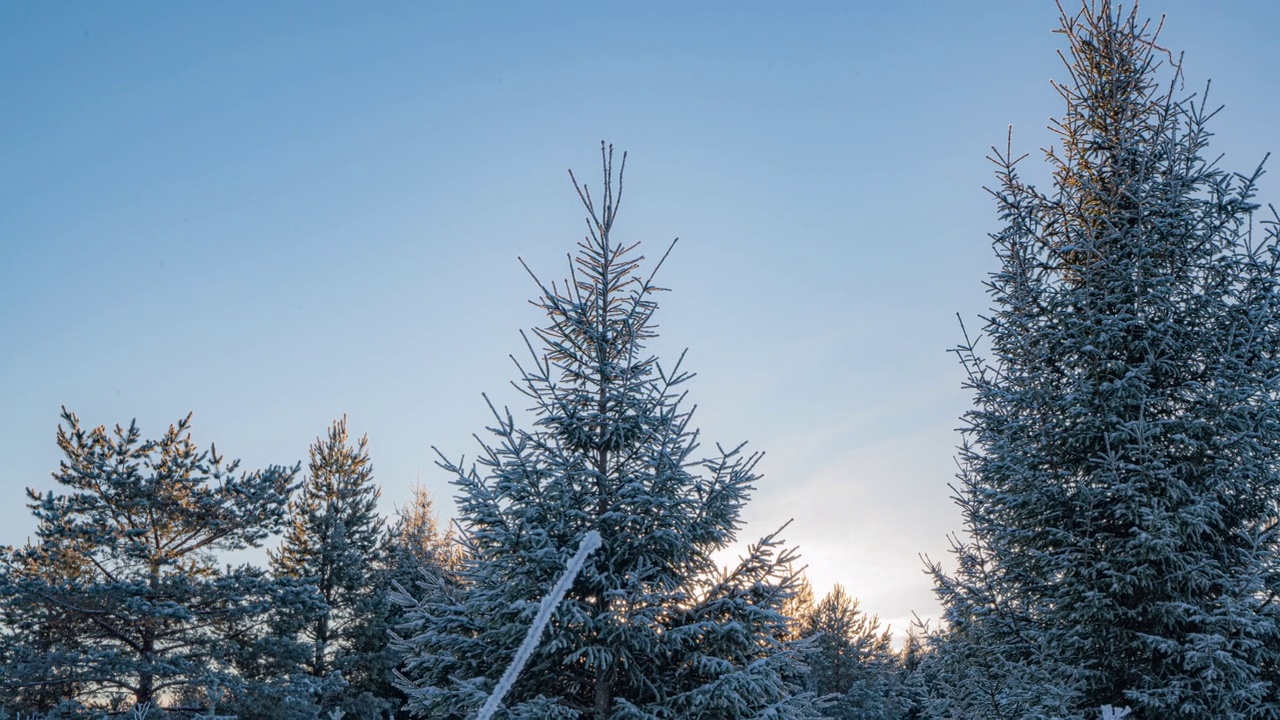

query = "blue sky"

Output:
[[3, 1, 1278, 636]]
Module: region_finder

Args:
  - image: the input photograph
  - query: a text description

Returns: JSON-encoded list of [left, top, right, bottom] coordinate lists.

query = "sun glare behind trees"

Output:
[[3, 2, 1280, 719]]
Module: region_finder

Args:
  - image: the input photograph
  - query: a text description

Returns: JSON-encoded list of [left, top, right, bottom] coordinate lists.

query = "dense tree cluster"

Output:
[[4, 2, 1279, 718]]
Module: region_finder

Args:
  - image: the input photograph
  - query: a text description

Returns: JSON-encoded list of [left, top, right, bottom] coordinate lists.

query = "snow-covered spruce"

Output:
[[925, 2, 1280, 718], [391, 144, 819, 719], [477, 530, 602, 720]]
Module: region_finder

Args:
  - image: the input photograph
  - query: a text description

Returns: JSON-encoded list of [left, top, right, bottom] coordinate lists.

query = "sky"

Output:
[[3, 1, 1279, 640]]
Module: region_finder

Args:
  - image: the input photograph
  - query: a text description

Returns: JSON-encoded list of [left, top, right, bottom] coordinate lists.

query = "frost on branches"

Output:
[[926, 2, 1280, 718], [270, 416, 400, 717], [392, 145, 818, 719], [0, 410, 300, 716], [796, 585, 909, 720]]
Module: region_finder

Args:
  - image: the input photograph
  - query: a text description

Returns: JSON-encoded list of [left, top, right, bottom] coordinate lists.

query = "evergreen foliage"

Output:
[[385, 485, 467, 719], [270, 416, 396, 718], [797, 585, 907, 720], [926, 2, 1280, 717], [393, 145, 818, 719], [780, 574, 816, 643], [387, 483, 462, 588], [0, 409, 300, 715]]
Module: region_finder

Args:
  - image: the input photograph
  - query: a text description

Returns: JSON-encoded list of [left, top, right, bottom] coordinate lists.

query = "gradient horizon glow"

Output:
[[3, 1, 1278, 639]]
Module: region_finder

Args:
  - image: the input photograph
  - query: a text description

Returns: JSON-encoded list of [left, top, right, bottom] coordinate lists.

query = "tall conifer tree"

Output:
[[927, 2, 1280, 717], [394, 145, 817, 719], [271, 416, 393, 718]]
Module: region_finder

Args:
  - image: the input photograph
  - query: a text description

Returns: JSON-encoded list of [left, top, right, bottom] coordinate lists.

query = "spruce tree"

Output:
[[0, 409, 299, 714], [270, 416, 394, 718], [393, 145, 817, 719], [927, 2, 1280, 717]]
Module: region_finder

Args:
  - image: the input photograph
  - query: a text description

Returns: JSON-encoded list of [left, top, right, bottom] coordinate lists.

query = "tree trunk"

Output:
[[593, 662, 615, 720]]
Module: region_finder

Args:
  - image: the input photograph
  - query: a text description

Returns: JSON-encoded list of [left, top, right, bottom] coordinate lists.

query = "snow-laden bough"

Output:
[[475, 530, 603, 720]]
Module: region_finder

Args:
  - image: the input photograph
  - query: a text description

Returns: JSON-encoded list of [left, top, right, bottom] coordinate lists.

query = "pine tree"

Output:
[[895, 622, 930, 720], [393, 144, 818, 719], [927, 2, 1280, 717], [387, 483, 461, 582], [385, 484, 464, 642], [270, 416, 395, 718], [781, 573, 816, 642], [0, 409, 299, 714], [798, 585, 904, 720], [0, 521, 94, 713], [372, 485, 464, 720]]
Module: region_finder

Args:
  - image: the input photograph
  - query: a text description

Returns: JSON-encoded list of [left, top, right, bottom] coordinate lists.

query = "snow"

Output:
[[475, 530, 602, 720]]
